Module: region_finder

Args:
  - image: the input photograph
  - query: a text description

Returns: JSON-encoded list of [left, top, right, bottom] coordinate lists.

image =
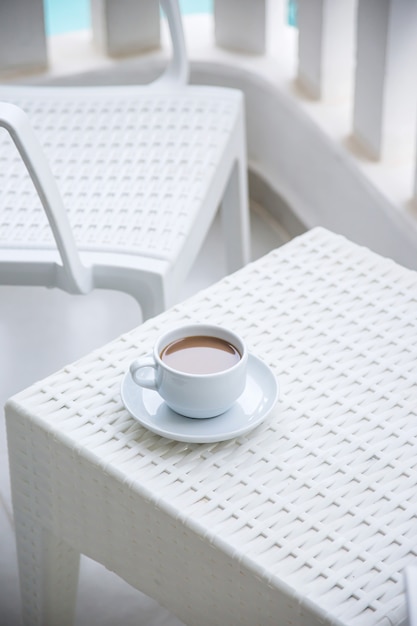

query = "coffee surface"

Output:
[[160, 335, 241, 374]]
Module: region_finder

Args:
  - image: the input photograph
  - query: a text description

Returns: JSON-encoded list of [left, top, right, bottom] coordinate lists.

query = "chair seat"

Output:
[[0, 84, 242, 264]]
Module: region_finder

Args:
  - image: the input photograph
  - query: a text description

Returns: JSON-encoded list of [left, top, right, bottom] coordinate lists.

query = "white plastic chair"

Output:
[[0, 0, 250, 320]]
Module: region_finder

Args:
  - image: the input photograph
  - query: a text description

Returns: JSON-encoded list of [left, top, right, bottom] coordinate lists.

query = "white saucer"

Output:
[[120, 354, 279, 443]]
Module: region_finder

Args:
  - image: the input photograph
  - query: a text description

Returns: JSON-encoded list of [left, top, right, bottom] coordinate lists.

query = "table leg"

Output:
[[14, 514, 80, 626]]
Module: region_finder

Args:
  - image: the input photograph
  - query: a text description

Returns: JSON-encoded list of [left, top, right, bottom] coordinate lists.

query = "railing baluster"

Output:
[[353, 0, 417, 160], [214, 0, 266, 54], [0, 0, 47, 76], [297, 0, 357, 101], [90, 0, 160, 57]]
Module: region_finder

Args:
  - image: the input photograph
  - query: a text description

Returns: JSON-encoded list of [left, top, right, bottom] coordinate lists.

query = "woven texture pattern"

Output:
[[0, 86, 240, 262], [6, 228, 417, 626]]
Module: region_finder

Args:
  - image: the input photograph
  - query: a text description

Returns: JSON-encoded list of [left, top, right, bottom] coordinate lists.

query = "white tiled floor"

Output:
[[0, 202, 291, 626]]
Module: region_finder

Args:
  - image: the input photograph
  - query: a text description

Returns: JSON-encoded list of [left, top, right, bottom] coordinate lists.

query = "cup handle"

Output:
[[130, 357, 158, 391]]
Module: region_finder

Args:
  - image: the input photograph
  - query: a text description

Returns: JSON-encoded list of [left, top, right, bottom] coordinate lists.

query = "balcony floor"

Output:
[[0, 200, 291, 626]]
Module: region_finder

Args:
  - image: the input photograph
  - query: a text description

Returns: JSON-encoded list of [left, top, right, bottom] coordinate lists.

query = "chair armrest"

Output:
[[153, 0, 189, 86], [0, 102, 91, 294]]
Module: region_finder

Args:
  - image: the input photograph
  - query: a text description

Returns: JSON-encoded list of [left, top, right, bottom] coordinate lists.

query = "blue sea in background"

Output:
[[44, 0, 296, 36], [44, 0, 213, 35]]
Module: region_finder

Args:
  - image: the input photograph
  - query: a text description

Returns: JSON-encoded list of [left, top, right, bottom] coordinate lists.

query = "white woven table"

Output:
[[6, 227, 417, 626]]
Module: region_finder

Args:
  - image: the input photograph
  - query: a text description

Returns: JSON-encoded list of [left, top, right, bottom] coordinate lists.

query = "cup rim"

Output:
[[154, 323, 247, 378]]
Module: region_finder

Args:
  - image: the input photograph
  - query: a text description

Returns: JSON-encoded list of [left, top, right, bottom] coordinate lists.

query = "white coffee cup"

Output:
[[129, 324, 248, 418]]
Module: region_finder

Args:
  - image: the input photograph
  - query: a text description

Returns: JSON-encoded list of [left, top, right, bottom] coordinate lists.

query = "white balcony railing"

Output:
[[1, 0, 417, 270]]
